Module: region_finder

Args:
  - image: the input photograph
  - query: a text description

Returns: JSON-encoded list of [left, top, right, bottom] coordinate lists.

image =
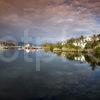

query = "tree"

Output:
[[67, 38, 75, 44], [80, 35, 84, 42], [97, 34, 100, 41], [92, 34, 97, 47]]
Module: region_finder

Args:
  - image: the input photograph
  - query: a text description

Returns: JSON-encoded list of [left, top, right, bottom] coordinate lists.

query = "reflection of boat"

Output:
[[24, 48, 36, 53], [25, 49, 31, 53], [18, 48, 22, 51], [18, 47, 23, 50]]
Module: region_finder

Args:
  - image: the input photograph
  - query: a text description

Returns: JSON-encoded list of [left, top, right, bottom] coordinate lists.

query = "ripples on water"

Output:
[[0, 49, 100, 100]]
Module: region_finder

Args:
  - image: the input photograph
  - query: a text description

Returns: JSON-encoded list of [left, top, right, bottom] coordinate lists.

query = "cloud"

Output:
[[0, 0, 100, 40]]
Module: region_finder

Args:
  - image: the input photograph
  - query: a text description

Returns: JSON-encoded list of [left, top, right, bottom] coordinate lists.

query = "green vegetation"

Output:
[[42, 34, 100, 71], [95, 47, 100, 52], [42, 34, 100, 53]]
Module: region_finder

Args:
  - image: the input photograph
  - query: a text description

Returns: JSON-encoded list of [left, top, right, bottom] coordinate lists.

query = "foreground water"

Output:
[[0, 49, 100, 100]]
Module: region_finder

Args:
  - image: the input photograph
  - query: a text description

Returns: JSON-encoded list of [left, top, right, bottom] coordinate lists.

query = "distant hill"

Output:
[[0, 40, 16, 46]]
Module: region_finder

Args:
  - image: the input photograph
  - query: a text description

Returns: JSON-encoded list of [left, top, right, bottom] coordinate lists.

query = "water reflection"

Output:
[[0, 48, 100, 71], [0, 49, 100, 100], [52, 51, 100, 71], [23, 48, 100, 71]]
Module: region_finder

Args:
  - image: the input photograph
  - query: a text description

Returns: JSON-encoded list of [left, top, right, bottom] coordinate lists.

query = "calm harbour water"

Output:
[[0, 49, 100, 100]]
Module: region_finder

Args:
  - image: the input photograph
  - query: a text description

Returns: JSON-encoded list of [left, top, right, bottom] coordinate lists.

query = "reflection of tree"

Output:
[[43, 48, 100, 71], [94, 52, 100, 59], [90, 61, 97, 71], [66, 53, 79, 60], [84, 55, 91, 63], [65, 53, 75, 60], [61, 52, 81, 61], [54, 51, 62, 56], [61, 52, 100, 70], [84, 54, 100, 71], [43, 48, 50, 53], [98, 62, 100, 66]]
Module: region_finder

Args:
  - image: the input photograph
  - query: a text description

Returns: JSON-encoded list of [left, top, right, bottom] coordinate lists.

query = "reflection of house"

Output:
[[74, 55, 86, 62]]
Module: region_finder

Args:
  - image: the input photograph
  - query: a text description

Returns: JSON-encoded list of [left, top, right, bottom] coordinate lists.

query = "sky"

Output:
[[0, 0, 100, 43]]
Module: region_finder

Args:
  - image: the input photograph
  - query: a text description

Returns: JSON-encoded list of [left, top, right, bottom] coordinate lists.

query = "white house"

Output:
[[73, 42, 87, 49], [73, 36, 92, 49], [84, 36, 92, 42]]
